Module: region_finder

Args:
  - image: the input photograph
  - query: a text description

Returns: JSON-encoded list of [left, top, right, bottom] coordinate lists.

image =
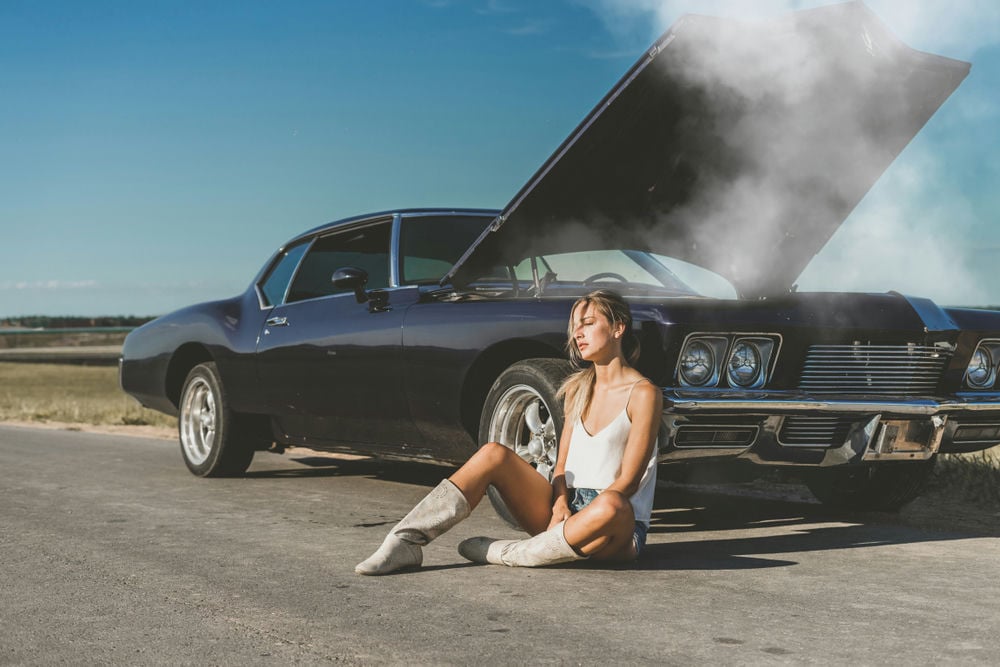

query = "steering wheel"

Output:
[[582, 272, 629, 285]]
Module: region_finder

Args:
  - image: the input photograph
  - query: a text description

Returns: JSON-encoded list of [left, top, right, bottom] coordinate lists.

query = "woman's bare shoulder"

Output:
[[627, 376, 661, 411]]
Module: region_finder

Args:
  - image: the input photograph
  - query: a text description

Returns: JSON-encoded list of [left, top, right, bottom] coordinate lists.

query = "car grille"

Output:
[[674, 425, 759, 448], [951, 422, 1000, 444], [778, 416, 854, 446], [798, 344, 950, 395]]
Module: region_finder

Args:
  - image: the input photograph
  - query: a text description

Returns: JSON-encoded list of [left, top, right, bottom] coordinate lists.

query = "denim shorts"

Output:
[[568, 487, 648, 557]]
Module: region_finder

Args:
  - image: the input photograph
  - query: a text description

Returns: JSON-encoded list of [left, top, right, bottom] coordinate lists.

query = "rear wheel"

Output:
[[178, 362, 263, 477], [479, 359, 574, 527], [805, 457, 937, 512]]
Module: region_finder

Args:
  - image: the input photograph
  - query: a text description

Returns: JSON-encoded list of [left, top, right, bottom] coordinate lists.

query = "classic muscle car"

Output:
[[120, 2, 1000, 513]]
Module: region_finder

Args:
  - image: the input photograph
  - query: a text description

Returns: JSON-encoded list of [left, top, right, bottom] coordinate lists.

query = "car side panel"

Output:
[[400, 298, 571, 462], [255, 287, 422, 449]]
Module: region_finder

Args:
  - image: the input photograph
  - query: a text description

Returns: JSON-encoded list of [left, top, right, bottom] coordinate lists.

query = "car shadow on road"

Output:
[[630, 485, 989, 571]]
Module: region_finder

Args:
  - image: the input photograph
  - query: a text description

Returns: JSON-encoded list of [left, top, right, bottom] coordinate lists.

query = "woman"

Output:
[[355, 289, 661, 575]]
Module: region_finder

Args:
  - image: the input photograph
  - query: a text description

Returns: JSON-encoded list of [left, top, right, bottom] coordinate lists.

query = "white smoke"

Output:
[[579, 0, 1000, 55], [798, 145, 990, 304], [576, 0, 1000, 305]]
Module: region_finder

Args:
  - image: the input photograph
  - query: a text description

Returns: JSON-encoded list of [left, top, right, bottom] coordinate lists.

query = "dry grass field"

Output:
[[933, 446, 1000, 506], [0, 362, 175, 428]]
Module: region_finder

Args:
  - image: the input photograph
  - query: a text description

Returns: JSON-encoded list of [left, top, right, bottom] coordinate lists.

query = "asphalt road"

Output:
[[2, 424, 999, 665]]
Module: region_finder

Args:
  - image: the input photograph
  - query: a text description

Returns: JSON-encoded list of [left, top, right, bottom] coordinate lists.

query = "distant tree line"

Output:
[[0, 315, 156, 329]]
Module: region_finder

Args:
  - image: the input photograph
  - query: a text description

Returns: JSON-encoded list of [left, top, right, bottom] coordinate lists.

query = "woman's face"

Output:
[[571, 301, 624, 362]]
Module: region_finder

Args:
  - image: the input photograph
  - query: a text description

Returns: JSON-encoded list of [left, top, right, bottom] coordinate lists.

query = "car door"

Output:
[[255, 217, 422, 448]]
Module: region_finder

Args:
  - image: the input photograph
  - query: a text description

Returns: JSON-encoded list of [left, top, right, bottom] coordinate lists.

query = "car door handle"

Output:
[[266, 316, 288, 327]]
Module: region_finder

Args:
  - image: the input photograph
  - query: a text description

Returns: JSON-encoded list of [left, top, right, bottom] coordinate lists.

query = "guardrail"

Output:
[[0, 327, 133, 365]]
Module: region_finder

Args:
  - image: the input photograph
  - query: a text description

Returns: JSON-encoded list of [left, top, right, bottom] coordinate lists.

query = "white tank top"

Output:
[[563, 380, 658, 527]]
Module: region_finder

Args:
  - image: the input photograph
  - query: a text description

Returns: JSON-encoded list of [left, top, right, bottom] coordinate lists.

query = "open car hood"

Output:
[[443, 2, 970, 297]]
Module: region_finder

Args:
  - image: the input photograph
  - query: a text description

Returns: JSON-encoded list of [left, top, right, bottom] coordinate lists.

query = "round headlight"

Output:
[[967, 347, 994, 388], [728, 341, 761, 387], [679, 340, 715, 386]]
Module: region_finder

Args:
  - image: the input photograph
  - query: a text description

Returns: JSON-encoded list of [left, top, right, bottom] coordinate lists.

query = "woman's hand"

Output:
[[549, 495, 571, 529]]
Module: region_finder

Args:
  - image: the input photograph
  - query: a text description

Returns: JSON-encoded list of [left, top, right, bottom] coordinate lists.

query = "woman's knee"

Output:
[[588, 491, 633, 524], [473, 441, 515, 467], [566, 492, 636, 558]]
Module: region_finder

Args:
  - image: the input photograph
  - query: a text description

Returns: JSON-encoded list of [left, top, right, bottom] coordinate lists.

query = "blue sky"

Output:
[[2, 0, 999, 317]]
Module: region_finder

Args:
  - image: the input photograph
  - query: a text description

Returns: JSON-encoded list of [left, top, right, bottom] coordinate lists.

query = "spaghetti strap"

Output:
[[624, 378, 648, 415]]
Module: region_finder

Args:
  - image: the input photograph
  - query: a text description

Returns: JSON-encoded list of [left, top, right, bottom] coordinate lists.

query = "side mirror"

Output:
[[332, 266, 369, 304]]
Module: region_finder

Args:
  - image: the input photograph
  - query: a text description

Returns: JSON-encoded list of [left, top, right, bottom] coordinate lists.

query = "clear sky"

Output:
[[2, 0, 999, 317]]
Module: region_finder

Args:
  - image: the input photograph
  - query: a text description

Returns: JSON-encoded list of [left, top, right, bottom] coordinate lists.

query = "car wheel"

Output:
[[804, 457, 937, 512], [178, 362, 258, 477], [479, 358, 574, 528]]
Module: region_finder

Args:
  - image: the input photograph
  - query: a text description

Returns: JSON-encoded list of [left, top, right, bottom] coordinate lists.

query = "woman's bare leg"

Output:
[[449, 442, 554, 535], [563, 490, 636, 560]]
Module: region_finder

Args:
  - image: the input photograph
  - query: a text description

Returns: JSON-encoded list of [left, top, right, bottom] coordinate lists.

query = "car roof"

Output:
[[284, 208, 500, 248]]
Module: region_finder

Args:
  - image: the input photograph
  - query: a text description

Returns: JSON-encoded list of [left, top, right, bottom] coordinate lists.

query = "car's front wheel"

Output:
[[478, 358, 574, 527], [804, 457, 937, 512], [178, 362, 260, 477]]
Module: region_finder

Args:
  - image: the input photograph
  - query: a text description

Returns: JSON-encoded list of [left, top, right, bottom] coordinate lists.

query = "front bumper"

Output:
[[659, 389, 1000, 467]]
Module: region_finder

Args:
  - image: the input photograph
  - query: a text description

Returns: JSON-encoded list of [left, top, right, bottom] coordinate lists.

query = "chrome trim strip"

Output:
[[663, 390, 1000, 416], [390, 213, 402, 288]]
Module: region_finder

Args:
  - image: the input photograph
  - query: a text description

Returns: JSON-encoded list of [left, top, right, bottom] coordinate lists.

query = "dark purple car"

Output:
[[121, 3, 1000, 513]]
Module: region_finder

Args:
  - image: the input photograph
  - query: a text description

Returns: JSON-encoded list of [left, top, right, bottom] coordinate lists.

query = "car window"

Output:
[[259, 242, 309, 307], [399, 215, 493, 284], [286, 221, 392, 303]]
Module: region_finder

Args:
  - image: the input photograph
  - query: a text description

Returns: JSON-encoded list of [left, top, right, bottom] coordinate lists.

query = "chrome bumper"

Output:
[[658, 390, 1000, 467], [663, 390, 1000, 417]]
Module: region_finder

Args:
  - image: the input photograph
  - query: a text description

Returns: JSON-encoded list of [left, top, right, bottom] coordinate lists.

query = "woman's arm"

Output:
[[605, 380, 662, 498]]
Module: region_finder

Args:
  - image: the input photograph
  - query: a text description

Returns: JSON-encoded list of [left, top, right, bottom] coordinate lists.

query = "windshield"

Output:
[[476, 249, 736, 298]]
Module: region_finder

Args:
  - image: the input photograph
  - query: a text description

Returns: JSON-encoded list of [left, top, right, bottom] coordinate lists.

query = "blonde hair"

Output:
[[557, 289, 641, 425]]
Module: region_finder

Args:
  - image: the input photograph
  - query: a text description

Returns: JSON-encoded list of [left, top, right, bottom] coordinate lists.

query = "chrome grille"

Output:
[[799, 344, 950, 395], [674, 425, 758, 448], [779, 416, 853, 446]]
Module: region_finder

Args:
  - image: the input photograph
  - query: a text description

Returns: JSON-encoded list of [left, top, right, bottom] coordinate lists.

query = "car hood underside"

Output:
[[444, 2, 970, 298]]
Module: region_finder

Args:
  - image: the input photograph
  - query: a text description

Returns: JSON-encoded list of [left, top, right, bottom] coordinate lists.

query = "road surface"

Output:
[[1, 424, 998, 664]]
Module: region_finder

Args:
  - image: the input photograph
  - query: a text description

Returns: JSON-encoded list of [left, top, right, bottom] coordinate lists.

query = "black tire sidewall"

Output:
[[178, 362, 236, 477], [478, 358, 574, 529], [477, 358, 574, 450]]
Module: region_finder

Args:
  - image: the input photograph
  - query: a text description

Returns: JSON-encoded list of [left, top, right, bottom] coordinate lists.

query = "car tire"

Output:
[[804, 457, 937, 512], [178, 362, 259, 477], [478, 358, 575, 528]]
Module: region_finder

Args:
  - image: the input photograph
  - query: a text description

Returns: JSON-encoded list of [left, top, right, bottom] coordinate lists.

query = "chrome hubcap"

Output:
[[180, 377, 216, 465], [488, 384, 557, 480]]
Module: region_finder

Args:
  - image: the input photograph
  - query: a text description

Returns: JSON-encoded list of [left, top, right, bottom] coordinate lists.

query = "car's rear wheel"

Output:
[[479, 358, 574, 528], [178, 362, 259, 477], [804, 457, 937, 512]]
